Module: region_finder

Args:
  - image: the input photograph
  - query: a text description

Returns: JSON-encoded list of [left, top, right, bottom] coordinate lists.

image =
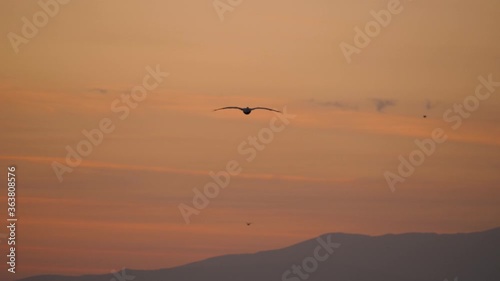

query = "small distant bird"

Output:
[[246, 222, 252, 226], [214, 106, 281, 115], [423, 115, 427, 118]]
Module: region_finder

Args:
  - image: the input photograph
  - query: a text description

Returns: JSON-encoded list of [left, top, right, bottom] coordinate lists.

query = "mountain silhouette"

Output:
[[18, 227, 500, 281]]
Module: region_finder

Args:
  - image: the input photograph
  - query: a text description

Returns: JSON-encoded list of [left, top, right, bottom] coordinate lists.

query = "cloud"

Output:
[[87, 88, 109, 94], [308, 98, 358, 110], [371, 98, 396, 113], [0, 155, 347, 184], [425, 99, 437, 110]]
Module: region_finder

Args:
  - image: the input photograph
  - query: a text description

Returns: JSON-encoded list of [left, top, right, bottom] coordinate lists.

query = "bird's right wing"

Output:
[[251, 107, 281, 113], [213, 106, 243, 111]]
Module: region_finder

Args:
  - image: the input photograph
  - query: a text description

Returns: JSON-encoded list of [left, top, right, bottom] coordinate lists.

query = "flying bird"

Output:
[[214, 106, 281, 115], [246, 222, 252, 226]]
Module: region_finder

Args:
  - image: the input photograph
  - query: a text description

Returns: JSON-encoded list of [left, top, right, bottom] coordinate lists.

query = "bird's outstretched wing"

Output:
[[251, 107, 281, 113], [213, 106, 243, 112]]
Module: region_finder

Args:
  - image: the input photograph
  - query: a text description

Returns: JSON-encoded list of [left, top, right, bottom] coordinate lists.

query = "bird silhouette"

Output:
[[214, 106, 281, 115], [246, 222, 252, 226]]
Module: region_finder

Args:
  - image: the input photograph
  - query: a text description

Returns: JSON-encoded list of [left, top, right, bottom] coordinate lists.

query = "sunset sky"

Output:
[[1, 0, 499, 280]]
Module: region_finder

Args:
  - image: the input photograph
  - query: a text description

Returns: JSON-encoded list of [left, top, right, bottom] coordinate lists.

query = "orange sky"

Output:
[[1, 0, 500, 280]]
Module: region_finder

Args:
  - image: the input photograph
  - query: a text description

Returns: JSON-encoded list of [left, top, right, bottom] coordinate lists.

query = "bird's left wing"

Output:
[[213, 106, 243, 111]]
